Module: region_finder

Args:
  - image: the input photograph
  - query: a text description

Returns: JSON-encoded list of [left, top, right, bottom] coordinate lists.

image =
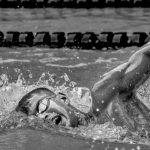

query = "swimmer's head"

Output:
[[16, 87, 88, 127]]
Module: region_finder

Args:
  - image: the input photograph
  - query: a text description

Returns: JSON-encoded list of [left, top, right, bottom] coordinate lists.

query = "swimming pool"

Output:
[[0, 8, 150, 150]]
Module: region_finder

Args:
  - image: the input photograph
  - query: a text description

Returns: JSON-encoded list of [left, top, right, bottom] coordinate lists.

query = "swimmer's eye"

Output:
[[58, 92, 69, 104], [37, 97, 51, 114], [37, 92, 68, 115]]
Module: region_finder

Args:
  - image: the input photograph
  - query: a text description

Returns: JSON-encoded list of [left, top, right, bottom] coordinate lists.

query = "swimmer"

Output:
[[16, 42, 150, 131]]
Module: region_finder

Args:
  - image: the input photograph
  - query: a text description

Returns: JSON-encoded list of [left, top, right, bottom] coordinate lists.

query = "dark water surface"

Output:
[[0, 8, 150, 149]]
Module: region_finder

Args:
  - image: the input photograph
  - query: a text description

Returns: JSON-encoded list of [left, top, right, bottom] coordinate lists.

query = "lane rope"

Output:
[[1, 31, 150, 50]]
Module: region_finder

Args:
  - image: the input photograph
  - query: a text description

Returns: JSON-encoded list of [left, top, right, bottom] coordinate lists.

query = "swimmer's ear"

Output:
[[16, 87, 56, 115]]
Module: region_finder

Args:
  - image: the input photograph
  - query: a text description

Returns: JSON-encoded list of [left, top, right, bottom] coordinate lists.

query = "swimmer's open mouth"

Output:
[[51, 114, 64, 125], [44, 111, 87, 126], [44, 113, 69, 126]]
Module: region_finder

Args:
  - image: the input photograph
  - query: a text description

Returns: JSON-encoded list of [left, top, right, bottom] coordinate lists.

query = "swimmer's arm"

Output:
[[91, 42, 150, 117], [91, 80, 119, 117], [90, 62, 128, 117]]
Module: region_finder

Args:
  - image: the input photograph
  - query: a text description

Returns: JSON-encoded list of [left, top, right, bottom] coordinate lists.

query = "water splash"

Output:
[[0, 71, 79, 119]]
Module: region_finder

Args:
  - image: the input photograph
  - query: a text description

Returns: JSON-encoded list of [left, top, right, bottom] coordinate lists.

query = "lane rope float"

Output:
[[0, 0, 149, 8], [1, 31, 150, 50]]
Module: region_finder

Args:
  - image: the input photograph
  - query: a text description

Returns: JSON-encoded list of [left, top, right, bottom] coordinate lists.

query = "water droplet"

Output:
[[96, 108, 99, 112], [69, 111, 72, 114], [137, 146, 140, 150], [115, 109, 118, 112], [112, 87, 115, 90], [112, 118, 115, 121], [130, 141, 133, 144]]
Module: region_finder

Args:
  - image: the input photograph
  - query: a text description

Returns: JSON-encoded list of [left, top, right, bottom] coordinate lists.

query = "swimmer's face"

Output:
[[36, 94, 81, 127], [16, 88, 86, 127]]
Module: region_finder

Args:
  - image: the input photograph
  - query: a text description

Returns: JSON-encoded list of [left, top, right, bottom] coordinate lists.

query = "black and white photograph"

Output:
[[0, 0, 150, 150]]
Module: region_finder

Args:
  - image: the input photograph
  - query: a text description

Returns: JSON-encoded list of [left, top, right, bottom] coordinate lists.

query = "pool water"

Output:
[[0, 8, 150, 150]]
